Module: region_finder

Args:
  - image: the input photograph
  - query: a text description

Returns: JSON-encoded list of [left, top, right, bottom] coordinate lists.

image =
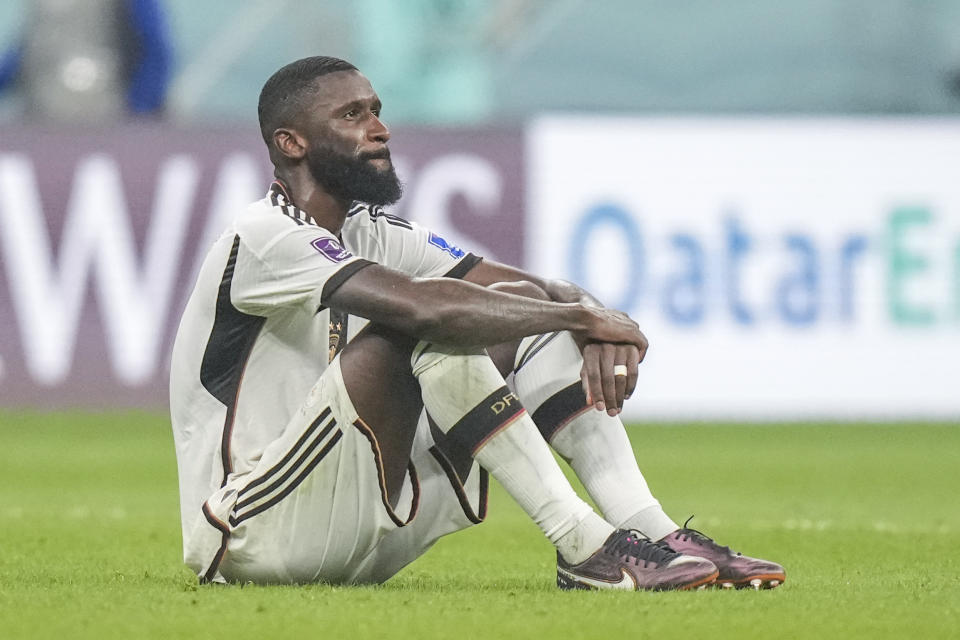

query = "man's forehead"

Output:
[[308, 70, 378, 107]]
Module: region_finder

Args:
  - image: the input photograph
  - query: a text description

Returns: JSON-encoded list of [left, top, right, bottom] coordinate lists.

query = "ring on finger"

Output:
[[613, 365, 628, 377]]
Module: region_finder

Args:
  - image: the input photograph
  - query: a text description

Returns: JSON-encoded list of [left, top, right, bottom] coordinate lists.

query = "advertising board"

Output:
[[527, 117, 960, 419], [0, 127, 522, 406]]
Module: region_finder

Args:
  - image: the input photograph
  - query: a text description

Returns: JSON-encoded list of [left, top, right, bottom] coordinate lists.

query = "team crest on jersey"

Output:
[[428, 232, 465, 258], [311, 237, 353, 262]]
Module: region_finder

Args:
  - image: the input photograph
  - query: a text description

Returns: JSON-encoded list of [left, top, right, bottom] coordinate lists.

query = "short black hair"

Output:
[[257, 56, 358, 145]]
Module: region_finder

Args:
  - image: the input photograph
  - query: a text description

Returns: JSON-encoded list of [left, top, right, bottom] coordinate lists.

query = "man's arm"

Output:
[[326, 263, 644, 350], [457, 259, 603, 307], [328, 261, 645, 416], [459, 258, 643, 416]]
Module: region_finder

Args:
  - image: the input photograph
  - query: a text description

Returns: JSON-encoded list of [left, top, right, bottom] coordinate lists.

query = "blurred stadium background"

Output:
[[1, 3, 959, 638], [0, 0, 958, 418]]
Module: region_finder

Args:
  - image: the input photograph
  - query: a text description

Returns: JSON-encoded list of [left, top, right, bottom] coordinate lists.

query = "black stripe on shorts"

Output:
[[234, 414, 338, 510], [236, 408, 332, 500], [230, 429, 343, 526]]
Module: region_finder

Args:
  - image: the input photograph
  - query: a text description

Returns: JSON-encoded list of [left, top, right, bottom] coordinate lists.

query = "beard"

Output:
[[305, 142, 403, 206]]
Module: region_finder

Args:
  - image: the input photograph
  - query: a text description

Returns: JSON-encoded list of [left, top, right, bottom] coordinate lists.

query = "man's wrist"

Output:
[[562, 303, 597, 333]]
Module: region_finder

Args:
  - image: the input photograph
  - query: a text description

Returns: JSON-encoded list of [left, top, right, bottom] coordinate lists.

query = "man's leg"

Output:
[[338, 322, 614, 563], [204, 320, 716, 588], [407, 341, 611, 564], [495, 303, 785, 588], [345, 319, 718, 590], [196, 325, 434, 584], [337, 324, 426, 508], [340, 324, 614, 565], [507, 330, 679, 538], [408, 338, 716, 591], [483, 281, 677, 539]]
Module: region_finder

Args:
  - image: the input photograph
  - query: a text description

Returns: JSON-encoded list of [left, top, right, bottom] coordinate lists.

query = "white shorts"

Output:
[[192, 358, 488, 584]]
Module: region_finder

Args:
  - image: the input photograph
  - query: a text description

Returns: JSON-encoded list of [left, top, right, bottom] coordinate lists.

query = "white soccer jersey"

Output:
[[170, 181, 480, 554]]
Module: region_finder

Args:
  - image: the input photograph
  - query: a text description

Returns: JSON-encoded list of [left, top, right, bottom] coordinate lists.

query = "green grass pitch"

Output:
[[1, 412, 958, 639]]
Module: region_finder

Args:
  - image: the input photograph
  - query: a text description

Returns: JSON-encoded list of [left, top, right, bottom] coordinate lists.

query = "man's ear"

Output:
[[272, 128, 307, 160]]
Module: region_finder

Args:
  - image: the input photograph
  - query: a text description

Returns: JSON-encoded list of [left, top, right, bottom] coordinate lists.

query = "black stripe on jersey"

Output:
[[269, 183, 319, 227], [531, 381, 591, 442], [347, 202, 366, 217], [368, 205, 414, 229], [377, 212, 414, 230], [269, 180, 291, 203], [346, 202, 414, 229], [281, 203, 307, 226], [289, 205, 317, 226], [514, 332, 560, 373], [236, 407, 333, 500], [443, 386, 527, 457], [286, 208, 305, 225], [442, 253, 482, 279], [231, 430, 343, 526], [319, 259, 375, 303], [270, 189, 303, 226], [199, 235, 267, 484]]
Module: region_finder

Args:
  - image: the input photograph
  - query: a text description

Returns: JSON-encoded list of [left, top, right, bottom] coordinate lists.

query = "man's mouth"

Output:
[[362, 149, 392, 171], [361, 148, 391, 161]]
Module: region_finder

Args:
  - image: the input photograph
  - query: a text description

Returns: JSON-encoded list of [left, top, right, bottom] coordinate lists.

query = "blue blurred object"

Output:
[[0, 0, 171, 116], [1, 0, 959, 124], [0, 46, 20, 89], [123, 0, 172, 114]]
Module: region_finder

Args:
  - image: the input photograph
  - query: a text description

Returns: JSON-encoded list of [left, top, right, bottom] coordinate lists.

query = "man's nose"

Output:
[[369, 114, 390, 143]]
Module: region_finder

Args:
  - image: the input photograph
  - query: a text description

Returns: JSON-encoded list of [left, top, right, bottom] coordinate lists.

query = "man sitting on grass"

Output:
[[169, 56, 785, 591]]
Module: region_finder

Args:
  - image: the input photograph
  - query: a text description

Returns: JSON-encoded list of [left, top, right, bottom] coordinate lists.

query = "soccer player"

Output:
[[170, 56, 785, 591]]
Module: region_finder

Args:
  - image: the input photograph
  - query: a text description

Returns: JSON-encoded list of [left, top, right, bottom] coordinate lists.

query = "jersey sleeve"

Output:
[[353, 207, 481, 278], [230, 213, 373, 316]]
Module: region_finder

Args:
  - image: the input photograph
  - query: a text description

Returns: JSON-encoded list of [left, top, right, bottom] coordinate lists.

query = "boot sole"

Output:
[[557, 570, 719, 591], [715, 573, 786, 590]]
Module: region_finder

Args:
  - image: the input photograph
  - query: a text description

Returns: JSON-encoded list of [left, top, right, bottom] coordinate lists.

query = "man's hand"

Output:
[[579, 343, 642, 416], [456, 260, 647, 413], [574, 309, 648, 416]]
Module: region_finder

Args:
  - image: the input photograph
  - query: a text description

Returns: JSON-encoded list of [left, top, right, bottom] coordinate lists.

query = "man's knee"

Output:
[[483, 281, 552, 376], [487, 280, 551, 301]]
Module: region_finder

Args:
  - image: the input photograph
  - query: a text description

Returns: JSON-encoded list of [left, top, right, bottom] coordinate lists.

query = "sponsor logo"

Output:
[[428, 232, 465, 258], [0, 130, 521, 406], [557, 567, 636, 590], [490, 392, 519, 415], [528, 117, 960, 419], [311, 237, 353, 263]]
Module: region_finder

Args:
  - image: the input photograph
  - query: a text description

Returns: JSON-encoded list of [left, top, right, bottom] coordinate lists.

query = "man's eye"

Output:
[[344, 109, 359, 119]]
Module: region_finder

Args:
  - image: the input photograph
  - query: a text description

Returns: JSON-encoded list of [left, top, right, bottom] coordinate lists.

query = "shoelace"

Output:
[[607, 530, 680, 566], [678, 516, 741, 556]]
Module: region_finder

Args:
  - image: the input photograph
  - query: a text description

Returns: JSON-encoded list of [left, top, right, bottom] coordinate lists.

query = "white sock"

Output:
[[412, 342, 613, 563], [512, 332, 680, 541]]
